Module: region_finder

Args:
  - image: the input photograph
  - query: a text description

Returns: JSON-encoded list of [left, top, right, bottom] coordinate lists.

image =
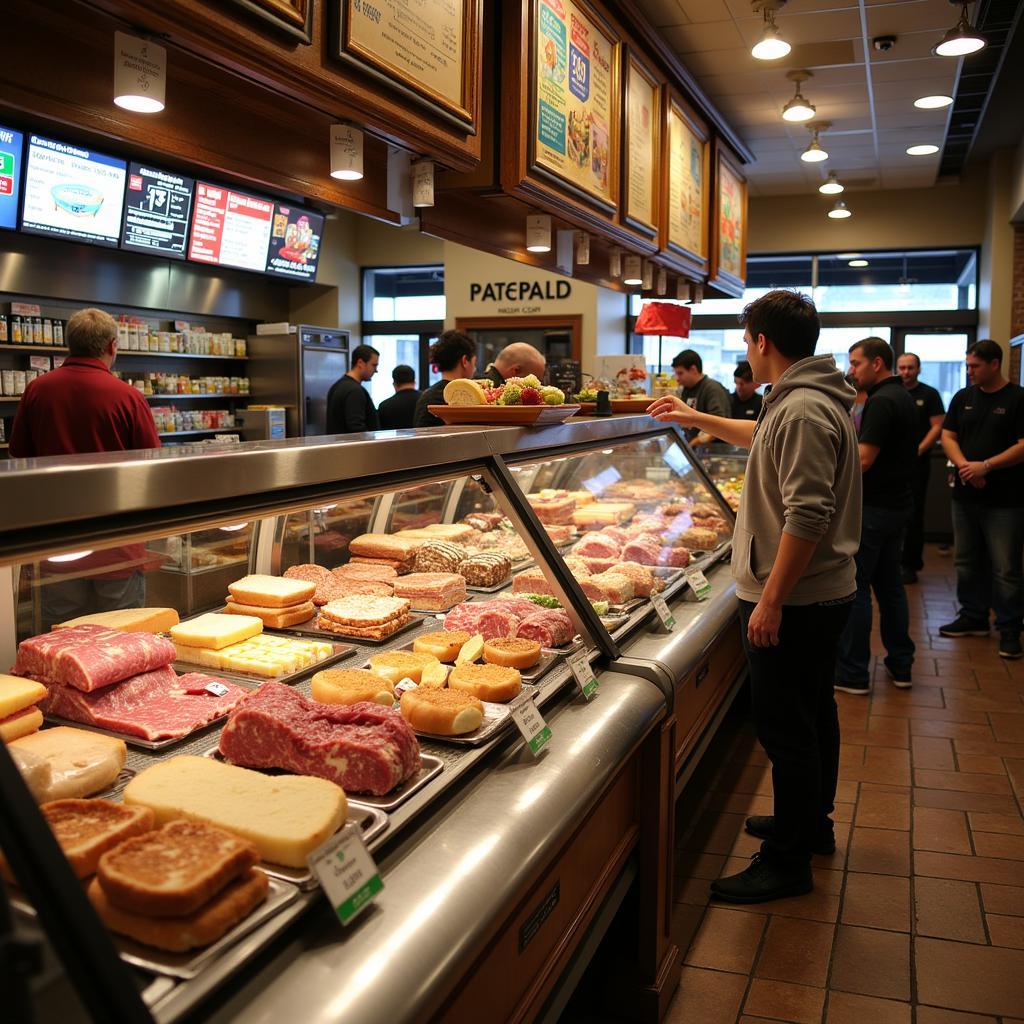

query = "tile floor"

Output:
[[667, 547, 1024, 1024]]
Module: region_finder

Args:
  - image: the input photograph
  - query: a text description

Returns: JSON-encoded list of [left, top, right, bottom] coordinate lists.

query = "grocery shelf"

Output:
[[157, 428, 237, 438], [0, 395, 23, 402], [0, 344, 68, 353], [146, 393, 250, 401], [118, 351, 247, 361]]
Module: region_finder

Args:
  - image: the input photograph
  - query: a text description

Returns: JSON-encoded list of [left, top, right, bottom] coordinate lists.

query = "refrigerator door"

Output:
[[303, 346, 348, 436]]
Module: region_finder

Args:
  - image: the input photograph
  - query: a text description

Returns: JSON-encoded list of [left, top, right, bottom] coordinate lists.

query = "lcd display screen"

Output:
[[121, 162, 194, 258], [265, 203, 324, 282], [188, 181, 274, 271], [0, 124, 24, 232]]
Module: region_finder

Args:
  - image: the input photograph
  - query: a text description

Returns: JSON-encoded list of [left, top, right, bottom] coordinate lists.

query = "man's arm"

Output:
[[941, 428, 985, 489], [859, 442, 880, 472], [648, 395, 757, 448], [919, 414, 943, 456], [959, 437, 1024, 481], [7, 396, 34, 458], [344, 387, 368, 432], [132, 394, 161, 449]]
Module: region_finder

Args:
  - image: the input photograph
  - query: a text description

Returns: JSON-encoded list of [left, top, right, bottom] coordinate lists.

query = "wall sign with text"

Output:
[[622, 54, 660, 237], [470, 280, 572, 303], [663, 94, 709, 277], [709, 141, 748, 297]]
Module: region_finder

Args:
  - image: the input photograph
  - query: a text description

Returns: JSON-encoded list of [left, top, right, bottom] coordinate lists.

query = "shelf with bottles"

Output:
[[151, 407, 237, 434], [114, 372, 251, 399]]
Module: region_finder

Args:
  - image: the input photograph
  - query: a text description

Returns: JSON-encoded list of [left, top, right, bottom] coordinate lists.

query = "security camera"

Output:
[[872, 36, 897, 52]]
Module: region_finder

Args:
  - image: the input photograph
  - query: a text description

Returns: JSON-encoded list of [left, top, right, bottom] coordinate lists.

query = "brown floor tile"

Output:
[[814, 867, 845, 896], [833, 802, 856, 824], [967, 811, 1024, 836], [914, 851, 1024, 885], [1006, 758, 1024, 804], [824, 991, 910, 1024], [838, 746, 912, 786], [912, 735, 957, 770], [954, 753, 1007, 775], [670, 903, 705, 958], [744, 979, 825, 1024], [979, 882, 1024, 916], [986, 913, 1024, 949], [834, 780, 859, 803], [829, 925, 910, 1000], [913, 807, 972, 855], [913, 788, 1021, 815], [971, 832, 1024, 861], [710, 791, 774, 816], [683, 906, 766, 974], [882, 705, 991, 726], [915, 936, 1024, 1016], [846, 827, 910, 876], [989, 714, 1024, 744], [692, 811, 747, 856], [726, 764, 774, 796], [873, 686, 946, 708], [955, 739, 1024, 759], [675, 851, 727, 883], [840, 872, 910, 932], [738, 1017, 788, 1024], [663, 966, 748, 1024], [841, 715, 909, 749], [674, 875, 712, 907], [913, 877, 987, 943], [755, 916, 834, 986], [916, 1008, 998, 1024], [855, 787, 910, 830], [911, 721, 995, 741], [914, 769, 1013, 795]]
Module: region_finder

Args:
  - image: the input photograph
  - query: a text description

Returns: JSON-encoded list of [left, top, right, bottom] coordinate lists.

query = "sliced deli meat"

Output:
[[516, 610, 574, 648]]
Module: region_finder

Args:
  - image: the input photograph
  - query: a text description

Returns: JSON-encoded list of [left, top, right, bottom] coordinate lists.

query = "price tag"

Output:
[[685, 567, 712, 601], [394, 677, 418, 697], [650, 592, 675, 630], [567, 648, 598, 700], [510, 692, 551, 756], [308, 823, 383, 926]]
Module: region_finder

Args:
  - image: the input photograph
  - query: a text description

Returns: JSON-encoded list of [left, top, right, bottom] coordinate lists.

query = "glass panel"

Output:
[[901, 332, 968, 408], [278, 497, 378, 572], [363, 266, 445, 322], [363, 334, 424, 406], [387, 481, 452, 533], [816, 326, 892, 363]]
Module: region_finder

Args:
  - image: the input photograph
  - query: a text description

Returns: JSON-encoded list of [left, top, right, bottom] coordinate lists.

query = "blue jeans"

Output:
[[952, 501, 1024, 634], [837, 505, 915, 685]]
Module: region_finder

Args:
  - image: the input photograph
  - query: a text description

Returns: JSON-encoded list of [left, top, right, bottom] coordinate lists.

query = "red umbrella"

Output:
[[633, 301, 692, 373]]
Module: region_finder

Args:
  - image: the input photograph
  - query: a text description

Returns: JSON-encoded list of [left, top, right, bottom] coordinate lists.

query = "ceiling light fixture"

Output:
[[819, 171, 844, 195], [113, 31, 166, 113], [623, 255, 643, 286], [751, 1, 791, 61], [848, 258, 869, 267], [914, 94, 953, 109], [934, 1, 986, 57], [906, 143, 939, 156], [329, 124, 364, 181], [525, 214, 552, 253], [801, 122, 830, 163], [827, 199, 851, 219], [782, 70, 816, 122]]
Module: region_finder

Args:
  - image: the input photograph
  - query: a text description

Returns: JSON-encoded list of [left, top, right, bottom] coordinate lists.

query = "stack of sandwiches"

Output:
[[0, 674, 47, 741], [348, 534, 423, 574], [392, 572, 467, 611], [224, 575, 316, 629], [316, 594, 412, 641]]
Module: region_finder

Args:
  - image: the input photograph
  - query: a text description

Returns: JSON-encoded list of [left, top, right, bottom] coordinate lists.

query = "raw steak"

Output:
[[39, 666, 247, 741], [598, 526, 630, 546], [517, 610, 574, 648], [16, 626, 176, 692], [660, 546, 691, 568], [219, 683, 420, 796], [571, 534, 621, 560], [620, 537, 661, 566]]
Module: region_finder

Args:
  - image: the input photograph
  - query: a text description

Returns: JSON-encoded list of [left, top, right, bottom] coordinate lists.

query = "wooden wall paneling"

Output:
[[222, 0, 314, 42], [455, 315, 584, 363], [708, 140, 749, 299]]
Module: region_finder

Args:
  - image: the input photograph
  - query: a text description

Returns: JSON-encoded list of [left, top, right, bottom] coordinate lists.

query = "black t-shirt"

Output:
[[731, 390, 763, 420], [858, 376, 918, 508], [413, 379, 448, 428], [325, 376, 379, 434], [944, 382, 1024, 506], [680, 375, 731, 439], [378, 389, 420, 430], [905, 381, 945, 448]]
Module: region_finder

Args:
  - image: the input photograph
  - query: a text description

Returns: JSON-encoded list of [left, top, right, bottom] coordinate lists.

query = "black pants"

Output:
[[902, 455, 930, 571], [738, 596, 853, 865]]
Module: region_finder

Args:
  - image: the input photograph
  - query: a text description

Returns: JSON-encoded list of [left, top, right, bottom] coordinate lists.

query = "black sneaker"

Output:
[[710, 852, 813, 904], [834, 681, 870, 696], [939, 616, 990, 638], [999, 633, 1023, 660], [901, 567, 918, 584], [884, 660, 913, 689], [745, 815, 836, 856]]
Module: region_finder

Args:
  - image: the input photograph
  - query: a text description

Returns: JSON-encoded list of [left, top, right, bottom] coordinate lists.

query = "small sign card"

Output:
[[685, 567, 712, 601], [651, 592, 675, 630], [308, 823, 383, 926], [567, 648, 599, 700], [510, 691, 552, 755]]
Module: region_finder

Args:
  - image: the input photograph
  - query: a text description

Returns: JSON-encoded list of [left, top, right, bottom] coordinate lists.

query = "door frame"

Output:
[[454, 315, 583, 364]]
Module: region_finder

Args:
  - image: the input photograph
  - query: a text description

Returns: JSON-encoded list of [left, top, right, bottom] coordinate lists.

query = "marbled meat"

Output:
[[516, 610, 574, 648]]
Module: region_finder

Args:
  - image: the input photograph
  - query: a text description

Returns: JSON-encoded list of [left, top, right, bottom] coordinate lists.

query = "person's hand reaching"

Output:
[[647, 395, 697, 427]]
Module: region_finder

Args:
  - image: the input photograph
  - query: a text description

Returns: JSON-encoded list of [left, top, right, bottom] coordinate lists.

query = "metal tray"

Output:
[[651, 567, 684, 584], [413, 683, 541, 748], [279, 613, 426, 645], [174, 641, 355, 685], [465, 577, 513, 594], [41, 707, 243, 752], [385, 642, 561, 687]]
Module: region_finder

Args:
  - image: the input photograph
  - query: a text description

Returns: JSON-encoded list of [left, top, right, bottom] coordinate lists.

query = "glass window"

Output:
[[363, 333, 426, 406], [901, 332, 968, 407], [277, 497, 378, 572], [362, 266, 445, 323], [816, 326, 892, 364]]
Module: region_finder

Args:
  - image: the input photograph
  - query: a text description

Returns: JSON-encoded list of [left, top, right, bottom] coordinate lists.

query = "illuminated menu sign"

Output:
[[265, 203, 324, 282], [21, 134, 127, 247], [121, 162, 194, 258], [188, 181, 274, 272], [0, 125, 23, 231]]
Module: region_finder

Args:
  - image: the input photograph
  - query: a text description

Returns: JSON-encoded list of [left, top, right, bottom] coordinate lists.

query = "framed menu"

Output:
[[664, 95, 709, 274], [710, 142, 748, 296], [530, 0, 621, 213], [622, 54, 660, 237], [335, 0, 480, 129], [223, 0, 313, 43]]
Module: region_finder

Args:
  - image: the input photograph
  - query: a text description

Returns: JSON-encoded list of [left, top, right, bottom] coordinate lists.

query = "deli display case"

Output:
[[0, 416, 747, 1024]]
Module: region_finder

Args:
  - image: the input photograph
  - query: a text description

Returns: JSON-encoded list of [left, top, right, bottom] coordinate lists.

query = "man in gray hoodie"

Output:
[[650, 289, 861, 903]]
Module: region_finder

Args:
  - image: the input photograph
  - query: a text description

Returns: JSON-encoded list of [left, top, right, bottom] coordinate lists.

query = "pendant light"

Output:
[[113, 32, 166, 113], [827, 200, 851, 219], [623, 255, 643, 286], [751, 1, 791, 61], [818, 171, 843, 195], [330, 124, 364, 181], [934, 1, 986, 57], [411, 160, 435, 207], [801, 122, 830, 163], [781, 70, 816, 123], [525, 215, 552, 253]]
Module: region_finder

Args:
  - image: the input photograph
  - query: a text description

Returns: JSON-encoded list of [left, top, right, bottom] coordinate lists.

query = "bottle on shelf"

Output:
[[11, 316, 22, 344]]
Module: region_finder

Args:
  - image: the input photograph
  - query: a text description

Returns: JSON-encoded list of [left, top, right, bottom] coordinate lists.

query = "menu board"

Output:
[[21, 134, 127, 247], [188, 182, 274, 272], [0, 125, 23, 232], [534, 0, 617, 207], [265, 203, 324, 282], [667, 104, 707, 261], [716, 152, 747, 284], [121, 162, 194, 258], [624, 59, 657, 232]]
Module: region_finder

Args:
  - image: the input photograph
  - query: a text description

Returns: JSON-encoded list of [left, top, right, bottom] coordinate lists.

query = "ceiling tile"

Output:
[[638, 0, 690, 28], [662, 20, 747, 52], [865, 0, 954, 36], [675, 0, 732, 22]]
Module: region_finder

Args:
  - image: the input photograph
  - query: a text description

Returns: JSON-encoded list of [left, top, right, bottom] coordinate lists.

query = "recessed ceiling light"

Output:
[[906, 144, 939, 156], [848, 258, 869, 267], [914, 94, 953, 109], [751, 2, 791, 60], [827, 200, 851, 219], [819, 172, 844, 195], [934, 2, 986, 57]]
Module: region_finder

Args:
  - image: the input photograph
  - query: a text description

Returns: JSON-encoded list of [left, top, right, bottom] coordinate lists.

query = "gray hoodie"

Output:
[[731, 355, 861, 605]]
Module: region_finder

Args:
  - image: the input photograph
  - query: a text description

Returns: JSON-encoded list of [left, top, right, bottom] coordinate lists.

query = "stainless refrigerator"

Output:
[[247, 326, 350, 437]]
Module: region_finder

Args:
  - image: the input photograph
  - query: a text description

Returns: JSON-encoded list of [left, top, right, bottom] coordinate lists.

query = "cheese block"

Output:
[[0, 707, 43, 742], [0, 675, 47, 720], [223, 600, 315, 629], [443, 378, 487, 406], [174, 635, 333, 678], [124, 756, 347, 868], [53, 608, 180, 634], [171, 613, 263, 651], [9, 727, 126, 802], [227, 575, 316, 609]]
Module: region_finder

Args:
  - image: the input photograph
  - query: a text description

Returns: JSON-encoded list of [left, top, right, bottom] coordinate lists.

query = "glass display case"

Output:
[[697, 443, 749, 514]]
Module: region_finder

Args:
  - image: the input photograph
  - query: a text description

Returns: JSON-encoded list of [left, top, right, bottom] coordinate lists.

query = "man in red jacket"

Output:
[[10, 307, 160, 626]]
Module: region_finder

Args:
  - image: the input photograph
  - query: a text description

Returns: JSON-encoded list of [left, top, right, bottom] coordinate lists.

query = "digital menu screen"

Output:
[[121, 162, 194, 258], [188, 181, 274, 272], [265, 203, 324, 282], [0, 125, 24, 232], [21, 134, 127, 246]]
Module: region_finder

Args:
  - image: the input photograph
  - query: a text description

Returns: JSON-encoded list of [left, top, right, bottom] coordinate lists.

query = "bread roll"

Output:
[[413, 630, 471, 662], [368, 651, 441, 685], [9, 727, 126, 802], [311, 668, 395, 706], [483, 637, 542, 670], [442, 379, 487, 406], [448, 664, 522, 703], [400, 687, 483, 736]]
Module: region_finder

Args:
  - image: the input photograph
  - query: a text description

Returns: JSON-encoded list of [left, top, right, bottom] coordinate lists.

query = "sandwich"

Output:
[[392, 572, 467, 612]]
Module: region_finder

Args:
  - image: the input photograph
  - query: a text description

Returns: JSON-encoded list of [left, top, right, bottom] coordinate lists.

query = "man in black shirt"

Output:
[[940, 339, 1024, 660], [672, 349, 730, 444], [377, 364, 420, 430], [325, 344, 380, 434], [413, 330, 478, 428], [836, 337, 918, 694], [730, 360, 763, 420]]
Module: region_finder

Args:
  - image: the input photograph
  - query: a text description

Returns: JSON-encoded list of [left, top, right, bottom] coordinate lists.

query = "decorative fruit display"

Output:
[[444, 375, 566, 407]]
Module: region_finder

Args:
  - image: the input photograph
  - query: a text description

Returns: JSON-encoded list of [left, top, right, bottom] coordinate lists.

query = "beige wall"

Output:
[[978, 150, 1016, 352]]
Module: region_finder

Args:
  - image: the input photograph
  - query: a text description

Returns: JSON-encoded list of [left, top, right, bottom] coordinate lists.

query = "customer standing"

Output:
[[9, 307, 161, 626], [326, 344, 380, 434], [836, 337, 918, 694], [377, 364, 420, 430], [650, 290, 860, 902], [896, 352, 945, 583], [413, 330, 478, 427], [940, 339, 1024, 659], [730, 360, 763, 420], [482, 342, 547, 386], [671, 349, 731, 444]]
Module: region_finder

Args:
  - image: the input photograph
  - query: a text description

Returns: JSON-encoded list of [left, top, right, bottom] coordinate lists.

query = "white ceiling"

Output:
[[640, 0, 963, 195]]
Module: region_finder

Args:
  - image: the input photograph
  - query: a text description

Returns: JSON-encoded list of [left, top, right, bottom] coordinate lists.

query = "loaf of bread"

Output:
[[348, 534, 423, 563], [53, 608, 180, 634], [442, 378, 487, 406], [9, 727, 126, 802], [400, 687, 484, 736], [123, 755, 347, 868], [170, 613, 263, 651], [228, 575, 316, 608], [311, 668, 395, 707], [413, 630, 471, 662], [448, 663, 522, 703], [223, 600, 315, 628]]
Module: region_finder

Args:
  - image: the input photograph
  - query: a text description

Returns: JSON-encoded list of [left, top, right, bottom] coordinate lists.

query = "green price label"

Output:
[[337, 873, 383, 924], [529, 726, 553, 753]]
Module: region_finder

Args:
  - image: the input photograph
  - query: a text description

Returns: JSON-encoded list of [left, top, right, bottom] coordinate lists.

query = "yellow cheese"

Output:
[[124, 756, 347, 868], [9, 727, 126, 802], [53, 607, 180, 634], [170, 613, 263, 651], [175, 634, 333, 677], [0, 708, 42, 742], [0, 675, 47, 719]]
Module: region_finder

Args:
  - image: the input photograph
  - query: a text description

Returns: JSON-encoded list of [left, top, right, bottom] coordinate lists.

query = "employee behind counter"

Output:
[[9, 306, 161, 627]]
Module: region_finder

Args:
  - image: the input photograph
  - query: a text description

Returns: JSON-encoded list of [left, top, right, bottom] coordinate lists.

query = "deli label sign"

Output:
[[470, 280, 573, 303]]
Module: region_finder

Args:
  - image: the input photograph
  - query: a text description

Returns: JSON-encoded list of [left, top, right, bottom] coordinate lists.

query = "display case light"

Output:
[[113, 31, 166, 113], [47, 551, 94, 562], [330, 124, 364, 181], [526, 214, 552, 253], [623, 255, 643, 286]]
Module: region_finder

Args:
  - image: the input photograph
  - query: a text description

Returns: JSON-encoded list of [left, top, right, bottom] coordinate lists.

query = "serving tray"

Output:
[[427, 404, 579, 426], [174, 641, 354, 688], [410, 683, 541, 748], [278, 613, 426, 645]]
